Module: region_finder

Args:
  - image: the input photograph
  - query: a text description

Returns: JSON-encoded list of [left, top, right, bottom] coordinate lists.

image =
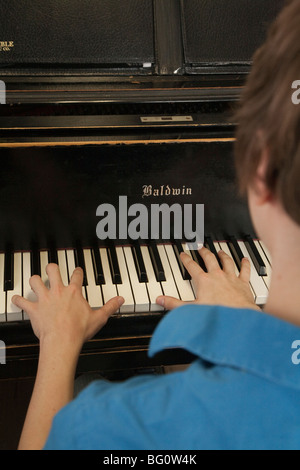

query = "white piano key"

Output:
[[217, 241, 239, 276], [83, 249, 103, 309], [254, 240, 272, 289], [123, 246, 150, 313], [22, 252, 36, 320], [141, 246, 164, 312], [157, 244, 180, 299], [259, 241, 272, 266], [66, 249, 75, 276], [0, 254, 6, 321], [57, 250, 69, 286], [115, 247, 134, 314], [164, 244, 195, 302], [40, 250, 49, 288], [6, 252, 23, 321], [238, 241, 269, 305], [99, 248, 119, 307], [66, 250, 86, 299]]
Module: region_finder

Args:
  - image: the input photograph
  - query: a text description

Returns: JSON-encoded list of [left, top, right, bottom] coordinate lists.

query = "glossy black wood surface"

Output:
[[0, 140, 253, 253]]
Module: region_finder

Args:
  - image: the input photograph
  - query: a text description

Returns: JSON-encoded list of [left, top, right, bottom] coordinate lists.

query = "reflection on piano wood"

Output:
[[0, 237, 272, 324]]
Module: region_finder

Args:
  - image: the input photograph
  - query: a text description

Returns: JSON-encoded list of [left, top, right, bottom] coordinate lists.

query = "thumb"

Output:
[[99, 296, 124, 320], [86, 296, 125, 340], [156, 295, 184, 311]]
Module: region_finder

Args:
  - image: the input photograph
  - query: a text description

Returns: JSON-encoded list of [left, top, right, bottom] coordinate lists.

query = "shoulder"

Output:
[[44, 370, 188, 450]]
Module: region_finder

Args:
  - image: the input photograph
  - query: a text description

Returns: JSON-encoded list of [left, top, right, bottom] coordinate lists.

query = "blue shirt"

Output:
[[44, 305, 300, 450]]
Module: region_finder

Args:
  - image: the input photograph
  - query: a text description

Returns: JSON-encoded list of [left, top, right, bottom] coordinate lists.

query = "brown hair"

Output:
[[234, 0, 300, 225]]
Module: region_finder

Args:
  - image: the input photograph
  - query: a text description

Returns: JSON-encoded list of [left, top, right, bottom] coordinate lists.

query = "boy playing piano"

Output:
[[13, 0, 300, 450]]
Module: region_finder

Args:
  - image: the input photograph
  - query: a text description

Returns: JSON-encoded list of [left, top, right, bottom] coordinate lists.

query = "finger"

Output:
[[180, 252, 204, 278], [46, 263, 63, 288], [239, 257, 251, 282], [198, 247, 220, 272], [29, 275, 48, 296], [69, 267, 84, 287], [11, 295, 35, 315], [85, 296, 124, 340], [218, 250, 236, 275], [156, 295, 184, 311]]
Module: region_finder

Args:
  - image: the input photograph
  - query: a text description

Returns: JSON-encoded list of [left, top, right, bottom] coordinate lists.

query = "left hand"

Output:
[[156, 246, 259, 311], [12, 264, 124, 349]]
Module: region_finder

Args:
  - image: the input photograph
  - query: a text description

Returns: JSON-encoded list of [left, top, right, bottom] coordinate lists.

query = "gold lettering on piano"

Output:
[[142, 184, 192, 198], [0, 41, 14, 52]]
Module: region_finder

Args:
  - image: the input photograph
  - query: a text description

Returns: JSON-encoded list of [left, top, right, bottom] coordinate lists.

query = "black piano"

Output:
[[0, 0, 283, 379]]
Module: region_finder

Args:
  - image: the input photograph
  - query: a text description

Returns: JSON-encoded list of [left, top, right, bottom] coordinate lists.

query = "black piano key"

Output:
[[74, 246, 87, 286], [30, 249, 41, 277], [244, 235, 267, 276], [48, 247, 58, 265], [191, 248, 207, 272], [107, 243, 122, 285], [148, 241, 166, 282], [4, 249, 14, 291], [172, 240, 191, 280], [91, 246, 105, 285], [204, 236, 222, 268], [227, 236, 244, 271], [132, 241, 148, 283]]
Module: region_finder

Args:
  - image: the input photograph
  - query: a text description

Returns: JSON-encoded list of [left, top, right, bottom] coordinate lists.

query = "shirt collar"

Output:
[[149, 305, 300, 390]]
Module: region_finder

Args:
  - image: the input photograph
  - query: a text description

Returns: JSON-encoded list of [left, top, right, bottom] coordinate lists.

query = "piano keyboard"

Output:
[[0, 238, 272, 323]]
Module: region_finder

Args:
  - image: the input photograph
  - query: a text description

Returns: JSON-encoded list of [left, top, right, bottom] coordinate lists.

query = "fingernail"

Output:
[[156, 296, 165, 307], [118, 296, 125, 307]]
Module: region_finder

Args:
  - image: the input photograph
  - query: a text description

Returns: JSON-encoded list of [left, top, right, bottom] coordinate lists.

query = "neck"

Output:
[[264, 228, 300, 326]]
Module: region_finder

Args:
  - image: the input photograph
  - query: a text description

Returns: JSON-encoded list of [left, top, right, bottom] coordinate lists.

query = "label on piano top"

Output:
[[140, 116, 193, 123]]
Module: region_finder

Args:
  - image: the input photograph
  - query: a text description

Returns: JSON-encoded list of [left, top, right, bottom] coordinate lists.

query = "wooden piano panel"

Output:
[[0, 0, 155, 72], [0, 140, 254, 253], [181, 0, 284, 71]]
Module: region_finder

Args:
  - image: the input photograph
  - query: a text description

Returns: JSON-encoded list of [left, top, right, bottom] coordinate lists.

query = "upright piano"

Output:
[[0, 0, 283, 379]]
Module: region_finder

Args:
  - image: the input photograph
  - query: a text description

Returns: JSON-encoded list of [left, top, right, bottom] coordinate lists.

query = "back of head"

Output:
[[234, 0, 300, 225]]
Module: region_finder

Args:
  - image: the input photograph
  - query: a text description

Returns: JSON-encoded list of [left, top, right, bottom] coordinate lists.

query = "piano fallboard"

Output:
[[0, 140, 254, 252]]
